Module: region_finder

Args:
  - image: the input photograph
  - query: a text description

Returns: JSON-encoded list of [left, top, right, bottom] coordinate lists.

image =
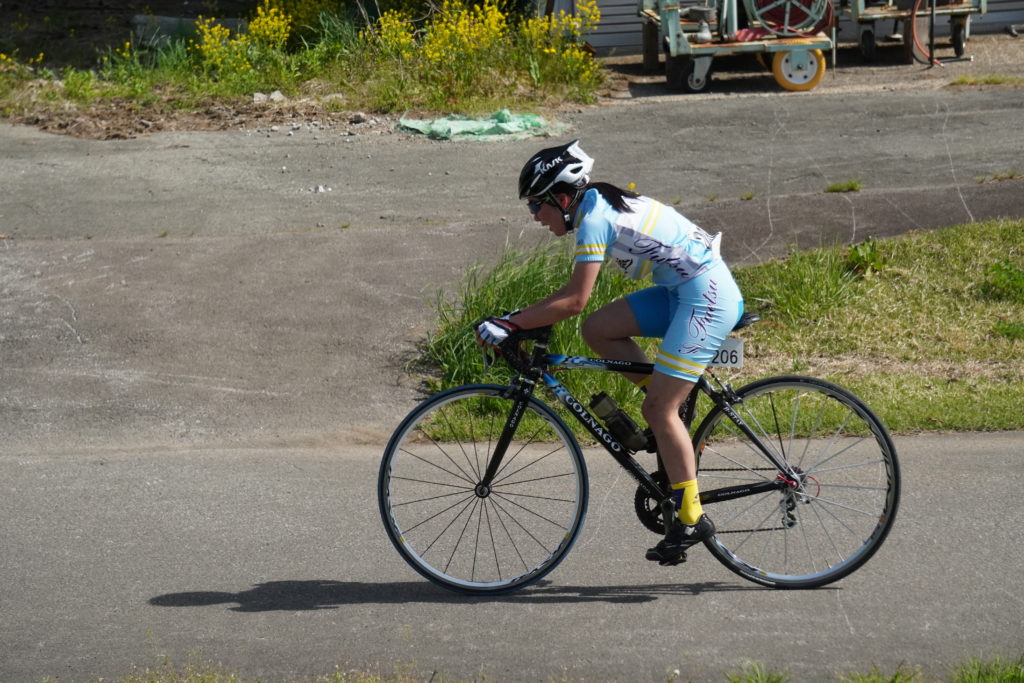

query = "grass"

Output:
[[976, 169, 1021, 184], [0, 0, 605, 120], [44, 654, 1024, 682], [422, 218, 1024, 433], [824, 178, 863, 193], [950, 74, 1024, 87]]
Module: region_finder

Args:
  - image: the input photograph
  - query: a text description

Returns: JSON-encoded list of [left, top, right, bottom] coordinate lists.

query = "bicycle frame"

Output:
[[478, 340, 796, 515]]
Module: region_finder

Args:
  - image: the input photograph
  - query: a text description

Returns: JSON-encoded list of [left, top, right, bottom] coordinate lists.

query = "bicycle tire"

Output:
[[379, 384, 589, 594], [692, 376, 900, 589]]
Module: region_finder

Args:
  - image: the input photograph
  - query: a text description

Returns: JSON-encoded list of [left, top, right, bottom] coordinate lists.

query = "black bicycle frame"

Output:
[[478, 342, 794, 511]]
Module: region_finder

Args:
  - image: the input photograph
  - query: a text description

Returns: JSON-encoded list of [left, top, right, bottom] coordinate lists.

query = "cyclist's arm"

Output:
[[508, 261, 602, 330]]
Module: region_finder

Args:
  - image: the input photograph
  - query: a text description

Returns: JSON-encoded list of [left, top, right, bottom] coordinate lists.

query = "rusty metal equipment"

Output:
[[843, 0, 986, 62], [639, 0, 834, 91]]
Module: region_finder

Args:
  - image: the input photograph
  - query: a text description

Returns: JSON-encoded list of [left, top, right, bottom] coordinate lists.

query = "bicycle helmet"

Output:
[[518, 140, 594, 200]]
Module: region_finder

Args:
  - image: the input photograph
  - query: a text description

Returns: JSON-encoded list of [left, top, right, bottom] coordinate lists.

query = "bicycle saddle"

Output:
[[732, 311, 761, 332]]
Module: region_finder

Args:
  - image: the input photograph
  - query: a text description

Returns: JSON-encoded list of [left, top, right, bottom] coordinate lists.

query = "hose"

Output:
[[909, 0, 943, 66]]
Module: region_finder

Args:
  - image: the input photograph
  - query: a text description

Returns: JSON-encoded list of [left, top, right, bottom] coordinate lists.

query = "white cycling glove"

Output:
[[476, 315, 520, 347]]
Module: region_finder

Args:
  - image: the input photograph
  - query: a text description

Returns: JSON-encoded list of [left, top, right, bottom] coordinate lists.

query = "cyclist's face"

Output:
[[530, 195, 568, 236]]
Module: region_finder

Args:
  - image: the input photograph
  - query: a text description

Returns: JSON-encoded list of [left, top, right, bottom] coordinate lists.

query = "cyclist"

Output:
[[476, 140, 744, 564]]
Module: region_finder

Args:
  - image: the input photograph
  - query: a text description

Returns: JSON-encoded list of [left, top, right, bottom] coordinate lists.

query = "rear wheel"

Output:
[[666, 55, 713, 93], [692, 376, 900, 589], [379, 384, 588, 594]]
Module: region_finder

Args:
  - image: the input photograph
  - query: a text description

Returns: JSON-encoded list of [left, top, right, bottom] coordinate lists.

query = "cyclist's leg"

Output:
[[581, 288, 665, 385], [642, 371, 698, 484], [644, 265, 743, 561]]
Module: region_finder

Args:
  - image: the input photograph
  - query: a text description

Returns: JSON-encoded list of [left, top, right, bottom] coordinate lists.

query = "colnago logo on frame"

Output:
[[555, 386, 622, 453]]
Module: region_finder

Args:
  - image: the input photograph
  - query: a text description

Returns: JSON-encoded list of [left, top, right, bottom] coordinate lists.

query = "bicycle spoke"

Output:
[[404, 491, 477, 537], [695, 377, 899, 588], [380, 385, 587, 593]]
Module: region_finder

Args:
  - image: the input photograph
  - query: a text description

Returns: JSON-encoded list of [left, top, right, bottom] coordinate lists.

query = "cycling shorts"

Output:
[[625, 261, 744, 382]]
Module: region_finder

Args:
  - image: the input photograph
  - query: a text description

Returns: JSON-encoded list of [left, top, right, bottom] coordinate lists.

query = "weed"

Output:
[[740, 191, 756, 200], [846, 237, 886, 278], [951, 73, 1024, 86], [825, 178, 862, 193], [0, 0, 605, 116], [993, 319, 1024, 340], [976, 169, 1021, 184], [980, 260, 1024, 302]]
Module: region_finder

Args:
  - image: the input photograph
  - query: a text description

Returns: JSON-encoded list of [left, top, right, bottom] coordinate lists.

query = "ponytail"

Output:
[[582, 182, 639, 213]]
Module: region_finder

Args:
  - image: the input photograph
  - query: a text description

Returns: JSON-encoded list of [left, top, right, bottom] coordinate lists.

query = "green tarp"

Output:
[[398, 109, 569, 140]]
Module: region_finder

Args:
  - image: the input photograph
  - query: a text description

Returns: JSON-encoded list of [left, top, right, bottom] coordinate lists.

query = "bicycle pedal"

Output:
[[658, 551, 687, 567]]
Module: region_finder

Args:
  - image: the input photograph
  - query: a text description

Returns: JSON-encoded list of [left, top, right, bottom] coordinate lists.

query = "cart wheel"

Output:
[[859, 28, 876, 62], [666, 55, 713, 93], [951, 20, 966, 57], [772, 48, 825, 91]]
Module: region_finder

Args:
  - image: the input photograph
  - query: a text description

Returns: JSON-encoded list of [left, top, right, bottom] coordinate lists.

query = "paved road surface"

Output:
[[2, 433, 1023, 681]]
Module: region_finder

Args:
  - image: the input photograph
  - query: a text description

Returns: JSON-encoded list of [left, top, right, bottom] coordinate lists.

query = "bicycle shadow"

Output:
[[149, 578, 767, 611]]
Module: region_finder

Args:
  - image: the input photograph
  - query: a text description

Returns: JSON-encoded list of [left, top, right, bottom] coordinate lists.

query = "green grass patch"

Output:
[[824, 178, 863, 193], [976, 169, 1021, 184], [950, 74, 1024, 87], [422, 218, 1024, 433]]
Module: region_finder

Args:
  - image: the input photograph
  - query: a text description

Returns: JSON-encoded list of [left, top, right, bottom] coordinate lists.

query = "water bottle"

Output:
[[589, 392, 648, 451]]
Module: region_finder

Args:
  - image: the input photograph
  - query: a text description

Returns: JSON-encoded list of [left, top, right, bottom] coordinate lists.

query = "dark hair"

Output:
[[585, 182, 639, 213], [551, 181, 638, 213]]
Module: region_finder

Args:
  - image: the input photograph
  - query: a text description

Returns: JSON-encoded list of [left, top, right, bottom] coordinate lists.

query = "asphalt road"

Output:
[[2, 42, 1024, 681], [2, 434, 1023, 682]]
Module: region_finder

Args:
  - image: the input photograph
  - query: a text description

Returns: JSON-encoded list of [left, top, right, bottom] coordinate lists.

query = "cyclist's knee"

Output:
[[580, 313, 604, 347], [642, 393, 679, 430]]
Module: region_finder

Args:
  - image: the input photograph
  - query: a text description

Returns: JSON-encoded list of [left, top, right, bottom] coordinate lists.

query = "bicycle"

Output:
[[378, 313, 900, 595]]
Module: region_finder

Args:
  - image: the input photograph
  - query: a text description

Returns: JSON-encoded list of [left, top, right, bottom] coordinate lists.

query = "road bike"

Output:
[[378, 313, 900, 594]]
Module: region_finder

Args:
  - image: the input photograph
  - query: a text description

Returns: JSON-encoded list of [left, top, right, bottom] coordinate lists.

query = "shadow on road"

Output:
[[149, 578, 771, 610]]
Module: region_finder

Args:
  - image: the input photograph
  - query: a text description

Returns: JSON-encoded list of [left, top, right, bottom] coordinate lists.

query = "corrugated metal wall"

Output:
[[585, 0, 1024, 54]]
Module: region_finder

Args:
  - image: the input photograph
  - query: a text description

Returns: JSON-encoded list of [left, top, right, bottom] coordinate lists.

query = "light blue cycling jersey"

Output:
[[572, 188, 722, 286], [571, 188, 742, 381]]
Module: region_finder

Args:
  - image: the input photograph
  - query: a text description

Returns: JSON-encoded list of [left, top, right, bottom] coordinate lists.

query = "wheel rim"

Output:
[[694, 378, 899, 587], [380, 387, 587, 593], [772, 48, 825, 91]]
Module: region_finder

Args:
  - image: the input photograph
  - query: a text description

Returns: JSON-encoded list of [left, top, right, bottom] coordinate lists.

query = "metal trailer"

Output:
[[843, 0, 987, 62], [639, 0, 834, 92]]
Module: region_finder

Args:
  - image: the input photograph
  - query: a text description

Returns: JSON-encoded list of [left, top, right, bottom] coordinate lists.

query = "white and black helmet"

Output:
[[518, 139, 594, 200]]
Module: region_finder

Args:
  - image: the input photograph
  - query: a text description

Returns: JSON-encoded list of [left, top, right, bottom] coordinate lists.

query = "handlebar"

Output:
[[484, 324, 553, 377]]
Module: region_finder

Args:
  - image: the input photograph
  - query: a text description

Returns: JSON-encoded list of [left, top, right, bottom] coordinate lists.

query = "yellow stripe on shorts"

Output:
[[656, 348, 705, 378]]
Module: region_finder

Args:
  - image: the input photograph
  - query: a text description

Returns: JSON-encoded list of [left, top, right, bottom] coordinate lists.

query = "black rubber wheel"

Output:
[[379, 384, 589, 594], [951, 20, 966, 57], [692, 376, 900, 589], [666, 55, 713, 93]]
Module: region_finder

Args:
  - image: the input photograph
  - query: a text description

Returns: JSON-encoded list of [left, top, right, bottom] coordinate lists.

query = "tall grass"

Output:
[[0, 0, 605, 117], [427, 235, 654, 411], [423, 218, 1024, 432]]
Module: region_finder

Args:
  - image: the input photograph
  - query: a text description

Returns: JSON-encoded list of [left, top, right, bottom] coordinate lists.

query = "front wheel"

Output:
[[379, 384, 589, 594], [693, 376, 900, 589]]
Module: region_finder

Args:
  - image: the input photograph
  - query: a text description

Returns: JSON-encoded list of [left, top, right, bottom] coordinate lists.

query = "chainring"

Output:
[[634, 470, 671, 535]]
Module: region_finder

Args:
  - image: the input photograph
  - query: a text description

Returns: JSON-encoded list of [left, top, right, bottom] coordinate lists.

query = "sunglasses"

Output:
[[527, 194, 556, 215]]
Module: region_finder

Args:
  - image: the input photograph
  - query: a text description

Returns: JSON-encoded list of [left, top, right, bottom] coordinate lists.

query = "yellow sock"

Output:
[[671, 479, 703, 525]]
